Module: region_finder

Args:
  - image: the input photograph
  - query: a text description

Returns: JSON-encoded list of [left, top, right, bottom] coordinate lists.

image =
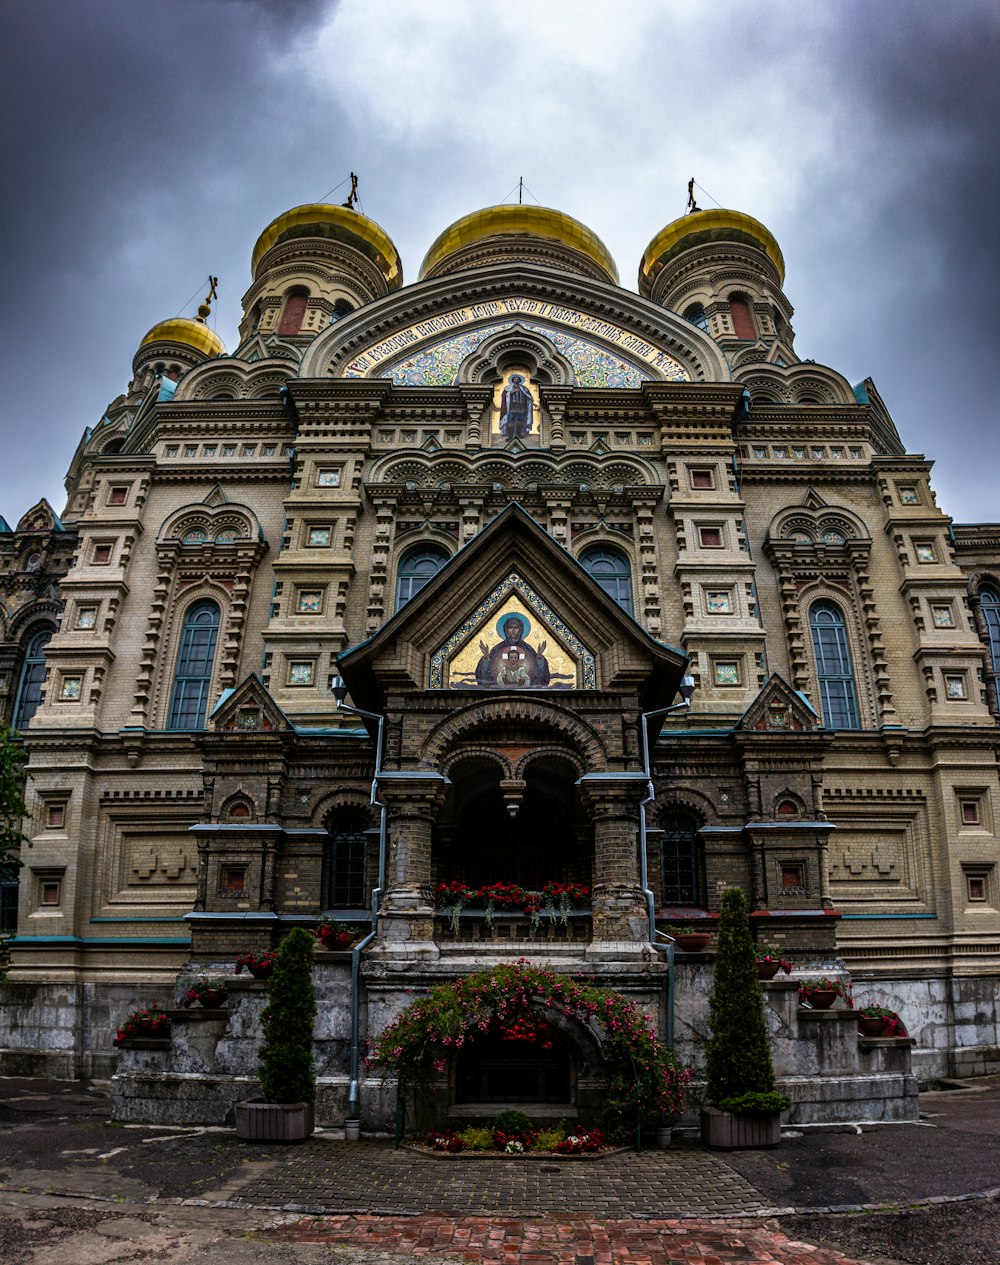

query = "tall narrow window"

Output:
[[660, 813, 701, 905], [579, 546, 633, 614], [327, 815, 368, 908], [728, 294, 756, 339], [0, 864, 17, 932], [395, 545, 449, 608], [809, 600, 861, 729], [13, 628, 53, 731], [980, 584, 1000, 678], [168, 601, 220, 730], [277, 288, 309, 336]]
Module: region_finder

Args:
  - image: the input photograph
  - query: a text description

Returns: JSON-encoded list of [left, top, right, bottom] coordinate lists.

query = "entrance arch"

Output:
[[434, 753, 590, 891]]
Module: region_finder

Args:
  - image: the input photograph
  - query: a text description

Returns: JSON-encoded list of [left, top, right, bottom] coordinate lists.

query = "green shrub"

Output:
[[534, 1126, 566, 1150], [705, 888, 789, 1112], [258, 927, 316, 1104], [456, 1125, 493, 1151], [492, 1108, 534, 1135]]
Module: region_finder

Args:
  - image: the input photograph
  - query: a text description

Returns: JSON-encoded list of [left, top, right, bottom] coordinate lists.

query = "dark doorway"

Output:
[[436, 755, 589, 891], [455, 1032, 571, 1104]]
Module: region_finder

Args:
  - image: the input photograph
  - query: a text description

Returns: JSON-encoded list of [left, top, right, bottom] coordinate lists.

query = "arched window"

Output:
[[327, 814, 369, 908], [277, 288, 309, 336], [579, 546, 633, 614], [684, 304, 709, 332], [395, 545, 449, 608], [13, 628, 53, 731], [660, 812, 701, 905], [167, 600, 220, 730], [330, 299, 354, 322], [809, 600, 861, 729], [980, 585, 1000, 678], [728, 294, 756, 340]]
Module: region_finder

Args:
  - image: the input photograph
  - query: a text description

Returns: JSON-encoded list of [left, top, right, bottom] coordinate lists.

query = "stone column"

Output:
[[577, 775, 649, 956], [371, 772, 450, 960]]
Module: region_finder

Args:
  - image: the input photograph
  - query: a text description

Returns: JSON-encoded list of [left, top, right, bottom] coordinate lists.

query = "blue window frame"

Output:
[[13, 628, 53, 731], [981, 585, 1000, 677], [685, 304, 709, 332], [580, 546, 633, 614], [395, 546, 449, 608], [327, 815, 368, 908], [167, 601, 220, 730], [809, 600, 861, 729], [660, 813, 701, 905]]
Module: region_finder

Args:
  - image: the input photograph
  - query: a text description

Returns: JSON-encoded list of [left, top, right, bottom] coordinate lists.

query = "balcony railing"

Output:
[[434, 910, 592, 944]]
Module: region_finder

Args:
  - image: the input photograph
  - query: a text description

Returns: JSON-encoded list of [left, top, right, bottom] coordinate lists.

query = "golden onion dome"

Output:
[[418, 204, 619, 284], [137, 317, 226, 359], [639, 208, 785, 296], [251, 203, 402, 288]]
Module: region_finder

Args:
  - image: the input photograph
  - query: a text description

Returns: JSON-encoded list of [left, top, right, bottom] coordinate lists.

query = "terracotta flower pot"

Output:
[[673, 933, 711, 952], [858, 1015, 890, 1037], [321, 931, 354, 950], [805, 989, 837, 1009], [248, 964, 273, 980], [757, 960, 781, 980], [199, 989, 228, 1007]]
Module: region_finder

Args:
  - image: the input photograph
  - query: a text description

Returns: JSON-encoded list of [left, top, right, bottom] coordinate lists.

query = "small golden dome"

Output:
[[419, 204, 619, 284], [639, 208, 785, 296], [251, 203, 402, 288], [137, 318, 226, 359]]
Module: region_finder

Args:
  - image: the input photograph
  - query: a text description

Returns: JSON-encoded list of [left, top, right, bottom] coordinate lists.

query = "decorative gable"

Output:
[[210, 675, 292, 734], [737, 674, 820, 733]]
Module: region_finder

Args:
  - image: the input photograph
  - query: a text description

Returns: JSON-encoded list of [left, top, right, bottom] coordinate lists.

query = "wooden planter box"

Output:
[[700, 1105, 781, 1150], [235, 1099, 314, 1142]]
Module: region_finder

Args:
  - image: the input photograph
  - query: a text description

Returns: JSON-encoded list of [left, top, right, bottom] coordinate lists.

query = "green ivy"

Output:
[[0, 724, 29, 869]]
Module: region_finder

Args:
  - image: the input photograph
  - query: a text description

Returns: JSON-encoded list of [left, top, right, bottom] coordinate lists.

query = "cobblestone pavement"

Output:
[[266, 1212, 874, 1264], [229, 1140, 770, 1217]]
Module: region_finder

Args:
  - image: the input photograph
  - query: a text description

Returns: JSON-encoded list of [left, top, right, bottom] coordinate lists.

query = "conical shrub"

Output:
[[258, 927, 316, 1104], [705, 887, 787, 1112]]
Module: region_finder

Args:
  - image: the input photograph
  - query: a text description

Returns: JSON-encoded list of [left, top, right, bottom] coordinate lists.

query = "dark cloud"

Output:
[[0, 0, 996, 526]]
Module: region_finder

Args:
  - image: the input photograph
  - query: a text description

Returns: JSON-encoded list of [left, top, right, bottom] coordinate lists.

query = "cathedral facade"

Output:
[[1, 196, 999, 1106]]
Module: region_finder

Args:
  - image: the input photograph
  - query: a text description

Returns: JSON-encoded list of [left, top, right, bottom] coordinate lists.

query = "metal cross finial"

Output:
[[197, 276, 219, 322], [686, 178, 700, 214], [342, 172, 359, 209]]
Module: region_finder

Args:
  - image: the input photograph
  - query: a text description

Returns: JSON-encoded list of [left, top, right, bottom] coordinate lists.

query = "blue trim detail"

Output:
[[14, 935, 192, 945]]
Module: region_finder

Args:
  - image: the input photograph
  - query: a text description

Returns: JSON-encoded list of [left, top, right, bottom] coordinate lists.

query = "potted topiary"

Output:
[[701, 887, 790, 1149], [235, 926, 316, 1142]]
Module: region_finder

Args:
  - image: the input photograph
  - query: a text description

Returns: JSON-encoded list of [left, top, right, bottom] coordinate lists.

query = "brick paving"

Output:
[[229, 1140, 769, 1217], [268, 1213, 873, 1264]]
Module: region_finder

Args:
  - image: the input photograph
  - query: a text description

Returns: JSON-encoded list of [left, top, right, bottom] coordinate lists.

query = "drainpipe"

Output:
[[330, 675, 385, 1123], [639, 675, 697, 1047]]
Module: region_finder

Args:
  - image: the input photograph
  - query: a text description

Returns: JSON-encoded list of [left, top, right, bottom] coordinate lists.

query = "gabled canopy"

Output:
[[337, 503, 687, 715]]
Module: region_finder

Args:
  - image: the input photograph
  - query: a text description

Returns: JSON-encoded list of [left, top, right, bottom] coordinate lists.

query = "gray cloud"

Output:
[[0, 0, 996, 524]]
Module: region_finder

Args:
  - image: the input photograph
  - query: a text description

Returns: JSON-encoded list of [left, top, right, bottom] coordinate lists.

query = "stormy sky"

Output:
[[1, 0, 997, 525]]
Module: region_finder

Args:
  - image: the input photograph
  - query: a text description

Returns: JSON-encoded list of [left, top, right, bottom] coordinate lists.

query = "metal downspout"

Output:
[[347, 714, 384, 1120]]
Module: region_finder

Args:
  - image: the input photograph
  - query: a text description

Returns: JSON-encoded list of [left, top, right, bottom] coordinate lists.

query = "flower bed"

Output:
[[418, 1120, 611, 1158], [435, 882, 590, 933]]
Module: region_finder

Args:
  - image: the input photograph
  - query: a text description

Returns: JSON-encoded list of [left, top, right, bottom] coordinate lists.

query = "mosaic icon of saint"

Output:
[[498, 374, 534, 439], [475, 615, 550, 688]]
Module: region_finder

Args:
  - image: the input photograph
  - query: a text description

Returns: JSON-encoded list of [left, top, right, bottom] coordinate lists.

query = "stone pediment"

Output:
[[337, 503, 686, 709], [737, 674, 820, 733], [209, 675, 292, 734]]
